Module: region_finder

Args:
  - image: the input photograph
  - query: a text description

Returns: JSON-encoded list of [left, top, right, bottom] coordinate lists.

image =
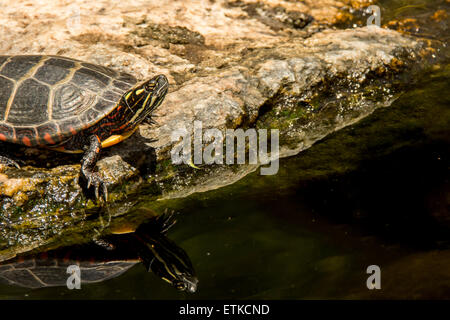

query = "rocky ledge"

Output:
[[0, 0, 438, 259]]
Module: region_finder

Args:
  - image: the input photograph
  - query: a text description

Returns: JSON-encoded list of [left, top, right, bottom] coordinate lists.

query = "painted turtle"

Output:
[[0, 55, 169, 200], [0, 213, 198, 292]]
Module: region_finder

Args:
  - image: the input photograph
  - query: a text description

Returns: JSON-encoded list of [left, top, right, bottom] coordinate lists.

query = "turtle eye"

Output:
[[176, 282, 187, 291], [145, 82, 156, 92]]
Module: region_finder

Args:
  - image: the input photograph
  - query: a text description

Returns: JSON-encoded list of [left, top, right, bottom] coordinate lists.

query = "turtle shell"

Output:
[[0, 55, 138, 147], [0, 248, 139, 289]]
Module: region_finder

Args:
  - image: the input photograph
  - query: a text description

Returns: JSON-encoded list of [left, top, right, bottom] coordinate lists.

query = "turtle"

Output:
[[0, 55, 169, 200], [0, 212, 198, 293]]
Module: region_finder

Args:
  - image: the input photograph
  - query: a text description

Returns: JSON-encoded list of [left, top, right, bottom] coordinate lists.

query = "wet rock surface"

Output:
[[0, 0, 441, 258]]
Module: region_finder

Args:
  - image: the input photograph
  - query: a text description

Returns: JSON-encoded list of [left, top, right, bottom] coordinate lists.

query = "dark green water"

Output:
[[1, 0, 449, 300]]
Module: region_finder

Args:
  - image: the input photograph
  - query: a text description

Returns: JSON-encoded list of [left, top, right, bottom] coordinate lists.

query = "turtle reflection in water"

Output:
[[0, 213, 198, 293]]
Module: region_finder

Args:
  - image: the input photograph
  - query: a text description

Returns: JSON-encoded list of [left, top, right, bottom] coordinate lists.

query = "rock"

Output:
[[0, 0, 436, 258]]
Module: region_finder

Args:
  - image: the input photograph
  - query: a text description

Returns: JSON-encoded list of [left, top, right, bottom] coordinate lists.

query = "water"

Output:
[[0, 0, 449, 300]]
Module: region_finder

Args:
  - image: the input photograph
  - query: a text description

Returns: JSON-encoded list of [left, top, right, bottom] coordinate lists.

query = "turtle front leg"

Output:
[[81, 135, 108, 201]]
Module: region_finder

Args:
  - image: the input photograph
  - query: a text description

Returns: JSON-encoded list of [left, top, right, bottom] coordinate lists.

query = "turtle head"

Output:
[[136, 223, 198, 293], [121, 74, 169, 127], [146, 239, 198, 293]]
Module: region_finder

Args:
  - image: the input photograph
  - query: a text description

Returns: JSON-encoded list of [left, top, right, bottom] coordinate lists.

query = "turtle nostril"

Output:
[[156, 74, 169, 87]]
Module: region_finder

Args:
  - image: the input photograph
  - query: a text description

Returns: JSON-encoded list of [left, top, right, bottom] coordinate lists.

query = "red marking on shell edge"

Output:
[[0, 134, 6, 141], [22, 137, 32, 147], [69, 126, 77, 135], [44, 133, 55, 144]]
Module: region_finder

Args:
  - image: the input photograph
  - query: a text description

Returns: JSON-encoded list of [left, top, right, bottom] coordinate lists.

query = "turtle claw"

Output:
[[102, 183, 108, 201], [84, 171, 108, 202], [93, 238, 115, 251], [0, 156, 21, 169], [158, 209, 177, 233], [143, 117, 158, 125]]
